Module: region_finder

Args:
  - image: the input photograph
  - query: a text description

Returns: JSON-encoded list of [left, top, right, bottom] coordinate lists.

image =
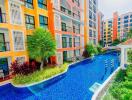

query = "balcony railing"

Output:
[[60, 6, 80, 20], [0, 13, 6, 23], [74, 42, 80, 47], [73, 27, 80, 34], [0, 42, 10, 52], [72, 0, 80, 7], [61, 25, 73, 32]]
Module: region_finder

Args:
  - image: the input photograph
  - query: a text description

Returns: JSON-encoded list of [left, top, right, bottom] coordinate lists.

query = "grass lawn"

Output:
[[12, 63, 68, 86]]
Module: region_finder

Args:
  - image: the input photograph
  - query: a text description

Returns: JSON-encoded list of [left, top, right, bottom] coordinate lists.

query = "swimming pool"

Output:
[[0, 51, 120, 100]]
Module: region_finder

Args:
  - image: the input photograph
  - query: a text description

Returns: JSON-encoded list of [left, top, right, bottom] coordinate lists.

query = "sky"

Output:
[[98, 0, 132, 19]]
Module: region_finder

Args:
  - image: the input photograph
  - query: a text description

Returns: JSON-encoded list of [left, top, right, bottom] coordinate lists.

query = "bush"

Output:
[[109, 64, 132, 100], [114, 69, 126, 82], [112, 39, 121, 46], [11, 61, 37, 75], [127, 49, 132, 63], [85, 44, 98, 57], [96, 45, 102, 53], [82, 50, 89, 58]]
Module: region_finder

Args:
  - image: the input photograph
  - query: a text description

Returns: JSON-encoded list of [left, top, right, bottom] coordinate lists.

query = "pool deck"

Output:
[[92, 66, 121, 100]]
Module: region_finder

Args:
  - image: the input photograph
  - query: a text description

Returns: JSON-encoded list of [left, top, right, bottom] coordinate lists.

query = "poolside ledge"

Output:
[[92, 67, 121, 100]]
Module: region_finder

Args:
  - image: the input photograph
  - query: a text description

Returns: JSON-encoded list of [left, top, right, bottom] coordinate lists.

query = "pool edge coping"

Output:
[[91, 66, 121, 100]]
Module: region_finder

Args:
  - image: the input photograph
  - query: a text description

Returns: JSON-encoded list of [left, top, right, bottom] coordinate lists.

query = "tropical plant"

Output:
[[126, 29, 132, 39], [127, 49, 132, 63], [96, 45, 102, 53], [99, 40, 104, 47], [108, 64, 132, 100], [112, 39, 121, 46], [27, 28, 56, 70], [85, 43, 98, 57], [11, 61, 37, 75]]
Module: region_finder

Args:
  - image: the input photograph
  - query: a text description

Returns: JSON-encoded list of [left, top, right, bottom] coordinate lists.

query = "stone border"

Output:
[[92, 67, 121, 100], [0, 80, 11, 86]]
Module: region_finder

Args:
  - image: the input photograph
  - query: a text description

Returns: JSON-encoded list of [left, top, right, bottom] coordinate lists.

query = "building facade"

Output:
[[0, 0, 52, 78], [0, 0, 28, 77], [84, 0, 98, 45], [118, 12, 132, 40], [103, 12, 132, 47], [52, 0, 85, 64], [97, 11, 104, 42], [0, 0, 99, 79], [103, 12, 118, 46]]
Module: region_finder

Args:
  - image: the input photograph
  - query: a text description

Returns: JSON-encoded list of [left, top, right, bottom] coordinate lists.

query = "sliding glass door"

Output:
[[0, 58, 9, 76]]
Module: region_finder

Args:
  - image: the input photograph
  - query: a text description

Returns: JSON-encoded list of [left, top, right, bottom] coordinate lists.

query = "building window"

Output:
[[74, 37, 80, 47], [89, 20, 92, 27], [69, 38, 72, 47], [124, 15, 129, 19], [16, 56, 25, 64], [124, 20, 128, 23], [25, 0, 33, 9], [74, 49, 80, 57], [10, 2, 22, 25], [13, 31, 25, 51], [89, 11, 92, 20], [62, 37, 67, 48], [130, 15, 132, 18], [39, 15, 48, 28], [124, 24, 128, 27], [25, 15, 35, 29], [38, 0, 47, 10], [89, 29, 92, 37]]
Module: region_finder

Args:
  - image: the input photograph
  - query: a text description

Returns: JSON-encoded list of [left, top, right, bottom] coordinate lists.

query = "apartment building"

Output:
[[118, 12, 132, 40], [84, 0, 98, 45], [0, 0, 99, 79], [103, 12, 118, 46], [0, 0, 53, 78], [52, 0, 85, 64], [0, 0, 27, 78], [103, 12, 132, 47], [97, 11, 104, 42]]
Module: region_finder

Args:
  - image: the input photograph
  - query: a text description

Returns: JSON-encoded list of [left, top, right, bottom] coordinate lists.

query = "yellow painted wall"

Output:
[[0, 0, 49, 63]]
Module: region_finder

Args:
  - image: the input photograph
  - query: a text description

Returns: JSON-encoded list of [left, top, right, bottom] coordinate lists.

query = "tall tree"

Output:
[[27, 28, 56, 70]]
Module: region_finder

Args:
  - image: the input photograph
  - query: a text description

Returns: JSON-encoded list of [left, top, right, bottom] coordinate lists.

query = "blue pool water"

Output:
[[0, 51, 120, 100]]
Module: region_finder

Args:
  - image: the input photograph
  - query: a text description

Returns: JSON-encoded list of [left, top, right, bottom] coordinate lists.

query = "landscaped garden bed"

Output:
[[12, 63, 68, 86], [102, 64, 132, 100]]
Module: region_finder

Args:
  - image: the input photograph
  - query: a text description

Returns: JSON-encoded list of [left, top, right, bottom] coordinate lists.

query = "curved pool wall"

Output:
[[0, 51, 120, 100]]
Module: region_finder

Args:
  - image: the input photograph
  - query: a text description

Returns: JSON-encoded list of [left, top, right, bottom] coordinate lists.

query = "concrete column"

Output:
[[121, 47, 126, 69], [124, 48, 128, 64]]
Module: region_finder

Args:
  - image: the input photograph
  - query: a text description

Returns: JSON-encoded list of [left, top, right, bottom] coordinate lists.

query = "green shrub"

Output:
[[126, 64, 132, 81], [127, 50, 132, 63], [96, 45, 102, 53], [109, 64, 132, 100], [114, 70, 126, 82], [85, 43, 98, 57]]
